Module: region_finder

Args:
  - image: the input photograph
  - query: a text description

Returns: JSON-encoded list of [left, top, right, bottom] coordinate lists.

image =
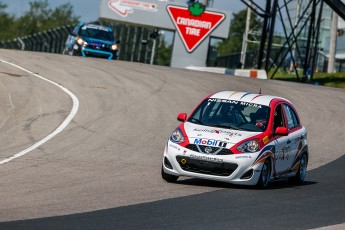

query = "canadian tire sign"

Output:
[[167, 4, 225, 53]]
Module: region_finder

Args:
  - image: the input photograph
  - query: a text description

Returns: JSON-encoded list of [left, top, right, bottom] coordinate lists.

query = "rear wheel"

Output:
[[161, 165, 178, 183], [256, 158, 271, 189], [289, 153, 308, 184]]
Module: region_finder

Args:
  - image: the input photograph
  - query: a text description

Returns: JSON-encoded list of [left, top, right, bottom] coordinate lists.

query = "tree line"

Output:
[[0, 0, 79, 41]]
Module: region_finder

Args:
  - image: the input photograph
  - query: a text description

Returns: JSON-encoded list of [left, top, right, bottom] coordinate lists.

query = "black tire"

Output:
[[70, 49, 79, 56], [289, 153, 308, 184], [256, 158, 271, 189], [161, 165, 178, 183], [62, 47, 68, 55]]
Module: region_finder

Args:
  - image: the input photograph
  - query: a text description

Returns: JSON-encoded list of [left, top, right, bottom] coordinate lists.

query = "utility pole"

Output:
[[150, 39, 156, 65], [240, 2, 252, 69], [328, 11, 338, 73], [291, 0, 301, 70]]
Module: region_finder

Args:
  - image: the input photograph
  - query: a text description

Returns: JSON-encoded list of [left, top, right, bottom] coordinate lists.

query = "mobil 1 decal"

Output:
[[194, 138, 227, 148], [167, 2, 225, 52]]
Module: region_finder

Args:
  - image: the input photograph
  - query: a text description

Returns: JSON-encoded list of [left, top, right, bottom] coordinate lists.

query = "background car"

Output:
[[162, 91, 308, 188], [63, 23, 120, 60]]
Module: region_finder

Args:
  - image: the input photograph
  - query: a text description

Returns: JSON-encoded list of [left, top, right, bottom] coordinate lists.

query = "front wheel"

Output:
[[161, 165, 178, 183], [256, 158, 271, 189], [69, 49, 80, 56], [289, 153, 308, 184], [62, 47, 68, 55]]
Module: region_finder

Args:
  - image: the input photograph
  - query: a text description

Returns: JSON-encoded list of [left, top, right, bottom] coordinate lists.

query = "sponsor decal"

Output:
[[204, 146, 213, 154], [108, 0, 157, 17], [169, 144, 181, 151], [208, 98, 263, 108], [193, 138, 227, 147], [167, 5, 225, 52], [193, 128, 242, 136], [190, 154, 223, 163], [252, 146, 275, 167], [275, 145, 291, 161], [240, 101, 262, 108], [208, 98, 239, 104], [235, 155, 252, 159], [218, 142, 227, 148]]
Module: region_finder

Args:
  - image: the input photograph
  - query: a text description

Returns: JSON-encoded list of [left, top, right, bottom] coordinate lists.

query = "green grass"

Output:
[[268, 68, 345, 89]]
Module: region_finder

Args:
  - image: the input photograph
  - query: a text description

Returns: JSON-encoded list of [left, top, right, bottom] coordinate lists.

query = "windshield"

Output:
[[188, 98, 270, 132], [79, 25, 114, 41]]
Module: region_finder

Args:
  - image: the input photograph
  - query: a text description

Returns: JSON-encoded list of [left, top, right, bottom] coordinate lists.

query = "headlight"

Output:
[[237, 139, 260, 153], [76, 37, 87, 45], [170, 128, 184, 144], [111, 44, 118, 50]]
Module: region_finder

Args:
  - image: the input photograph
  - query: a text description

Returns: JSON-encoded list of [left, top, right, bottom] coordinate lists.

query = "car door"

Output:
[[282, 103, 304, 170], [272, 103, 291, 175]]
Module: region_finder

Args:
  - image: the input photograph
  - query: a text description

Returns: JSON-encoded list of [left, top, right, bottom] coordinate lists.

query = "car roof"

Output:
[[209, 91, 290, 106]]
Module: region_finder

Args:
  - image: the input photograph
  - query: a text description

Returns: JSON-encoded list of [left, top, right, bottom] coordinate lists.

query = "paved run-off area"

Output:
[[0, 50, 344, 229]]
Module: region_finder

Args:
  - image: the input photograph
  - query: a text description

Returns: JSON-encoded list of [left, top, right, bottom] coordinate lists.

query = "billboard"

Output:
[[100, 0, 231, 68]]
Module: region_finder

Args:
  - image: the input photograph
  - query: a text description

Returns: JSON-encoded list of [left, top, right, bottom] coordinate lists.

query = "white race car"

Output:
[[162, 91, 308, 188]]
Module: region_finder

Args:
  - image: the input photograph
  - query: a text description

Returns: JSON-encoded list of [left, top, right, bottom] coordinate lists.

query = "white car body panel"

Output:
[[162, 91, 308, 187]]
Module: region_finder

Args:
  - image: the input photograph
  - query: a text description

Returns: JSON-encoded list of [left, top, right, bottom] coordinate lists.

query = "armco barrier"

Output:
[[186, 66, 267, 79], [0, 26, 74, 53]]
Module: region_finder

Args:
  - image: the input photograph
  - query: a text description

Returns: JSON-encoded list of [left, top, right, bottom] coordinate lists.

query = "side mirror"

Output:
[[177, 113, 187, 122], [275, 127, 289, 136]]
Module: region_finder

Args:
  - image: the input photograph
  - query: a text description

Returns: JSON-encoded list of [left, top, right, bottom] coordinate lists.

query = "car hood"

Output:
[[81, 36, 114, 45], [184, 122, 260, 148]]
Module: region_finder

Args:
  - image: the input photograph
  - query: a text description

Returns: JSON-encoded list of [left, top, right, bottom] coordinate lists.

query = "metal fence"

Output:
[[216, 48, 345, 75], [0, 26, 74, 53], [0, 22, 171, 66]]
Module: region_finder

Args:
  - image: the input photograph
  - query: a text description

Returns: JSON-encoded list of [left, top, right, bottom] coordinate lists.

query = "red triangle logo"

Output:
[[167, 5, 225, 53]]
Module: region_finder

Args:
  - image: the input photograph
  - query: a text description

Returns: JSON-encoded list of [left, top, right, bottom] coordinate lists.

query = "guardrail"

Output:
[[0, 26, 74, 53], [0, 22, 168, 66]]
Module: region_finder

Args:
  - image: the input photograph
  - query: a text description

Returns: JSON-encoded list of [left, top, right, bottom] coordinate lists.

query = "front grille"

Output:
[[185, 144, 233, 155], [176, 156, 237, 177], [86, 43, 108, 50]]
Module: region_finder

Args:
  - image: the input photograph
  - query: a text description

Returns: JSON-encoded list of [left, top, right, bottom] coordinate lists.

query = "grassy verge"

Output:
[[268, 69, 345, 89]]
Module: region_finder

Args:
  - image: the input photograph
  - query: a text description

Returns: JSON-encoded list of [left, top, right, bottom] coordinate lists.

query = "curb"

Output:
[[186, 66, 267, 79]]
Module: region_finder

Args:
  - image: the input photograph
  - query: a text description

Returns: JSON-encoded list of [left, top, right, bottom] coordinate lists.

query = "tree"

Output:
[[0, 3, 16, 40], [14, 0, 52, 36], [218, 9, 263, 56], [0, 0, 80, 40], [49, 3, 79, 27], [155, 38, 172, 66]]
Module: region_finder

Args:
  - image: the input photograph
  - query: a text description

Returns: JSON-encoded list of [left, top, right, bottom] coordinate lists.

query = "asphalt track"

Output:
[[0, 50, 344, 229]]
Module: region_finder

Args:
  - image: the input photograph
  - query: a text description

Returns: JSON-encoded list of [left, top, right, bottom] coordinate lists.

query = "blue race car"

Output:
[[63, 23, 120, 60]]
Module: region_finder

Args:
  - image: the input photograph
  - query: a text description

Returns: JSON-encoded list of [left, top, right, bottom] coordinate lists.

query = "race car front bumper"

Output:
[[163, 141, 266, 186], [73, 44, 118, 60], [81, 47, 115, 60]]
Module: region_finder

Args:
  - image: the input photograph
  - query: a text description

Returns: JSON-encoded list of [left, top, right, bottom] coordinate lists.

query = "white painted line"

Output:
[[0, 60, 79, 165]]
